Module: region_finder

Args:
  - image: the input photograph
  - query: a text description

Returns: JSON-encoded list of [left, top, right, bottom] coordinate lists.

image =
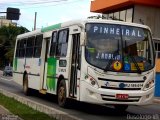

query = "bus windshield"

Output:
[[85, 23, 155, 73]]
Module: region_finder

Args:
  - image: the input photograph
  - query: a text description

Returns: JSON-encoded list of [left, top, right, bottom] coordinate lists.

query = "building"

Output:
[[0, 16, 17, 27], [90, 0, 160, 96], [91, 0, 160, 38]]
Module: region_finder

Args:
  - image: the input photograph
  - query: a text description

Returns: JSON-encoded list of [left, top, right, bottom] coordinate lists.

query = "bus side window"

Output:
[[155, 43, 158, 51], [33, 34, 43, 58], [56, 29, 69, 57], [50, 31, 57, 57], [26, 36, 35, 58], [18, 39, 26, 58]]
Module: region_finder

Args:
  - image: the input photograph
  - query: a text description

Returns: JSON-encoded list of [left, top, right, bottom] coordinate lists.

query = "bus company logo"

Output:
[[105, 82, 109, 87], [105, 81, 117, 87]]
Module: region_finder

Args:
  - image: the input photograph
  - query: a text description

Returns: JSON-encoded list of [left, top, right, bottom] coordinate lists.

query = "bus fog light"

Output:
[[145, 84, 150, 89], [143, 79, 154, 91], [91, 80, 96, 86], [89, 90, 94, 95], [146, 94, 150, 98]]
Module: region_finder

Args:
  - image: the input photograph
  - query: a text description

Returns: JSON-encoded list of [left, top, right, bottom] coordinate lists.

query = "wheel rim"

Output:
[[58, 86, 65, 104]]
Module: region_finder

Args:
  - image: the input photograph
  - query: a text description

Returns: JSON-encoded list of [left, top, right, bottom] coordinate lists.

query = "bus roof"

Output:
[[41, 19, 150, 32], [17, 29, 41, 39], [17, 19, 151, 39]]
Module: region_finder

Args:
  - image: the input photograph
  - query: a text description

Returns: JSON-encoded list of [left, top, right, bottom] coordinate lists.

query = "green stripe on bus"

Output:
[[13, 58, 17, 71], [41, 23, 61, 32], [47, 57, 57, 91]]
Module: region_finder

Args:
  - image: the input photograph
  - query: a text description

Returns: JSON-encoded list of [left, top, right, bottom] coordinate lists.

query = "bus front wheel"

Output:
[[23, 74, 30, 96], [57, 80, 68, 107]]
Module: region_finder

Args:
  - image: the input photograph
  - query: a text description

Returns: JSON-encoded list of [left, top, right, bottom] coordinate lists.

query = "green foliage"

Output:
[[0, 25, 29, 66], [88, 14, 102, 19], [0, 93, 55, 120]]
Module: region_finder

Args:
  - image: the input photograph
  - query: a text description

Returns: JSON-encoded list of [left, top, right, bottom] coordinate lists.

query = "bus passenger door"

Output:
[[40, 37, 50, 92], [69, 33, 80, 98]]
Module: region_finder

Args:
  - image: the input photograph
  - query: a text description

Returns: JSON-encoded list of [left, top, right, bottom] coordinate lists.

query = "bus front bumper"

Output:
[[80, 81, 155, 105]]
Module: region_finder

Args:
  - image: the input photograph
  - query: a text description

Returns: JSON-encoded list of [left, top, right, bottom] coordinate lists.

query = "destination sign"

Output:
[[86, 24, 145, 39], [96, 52, 121, 60]]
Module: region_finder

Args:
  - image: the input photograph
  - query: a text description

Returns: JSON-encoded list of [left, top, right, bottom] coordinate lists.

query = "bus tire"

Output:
[[23, 74, 30, 96], [114, 105, 128, 112], [57, 80, 68, 107]]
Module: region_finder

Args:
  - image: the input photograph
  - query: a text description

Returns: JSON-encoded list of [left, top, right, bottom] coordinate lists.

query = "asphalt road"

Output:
[[0, 74, 160, 120]]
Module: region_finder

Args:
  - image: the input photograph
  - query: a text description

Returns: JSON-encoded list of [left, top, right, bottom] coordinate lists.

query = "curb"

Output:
[[0, 89, 81, 120], [153, 99, 160, 104]]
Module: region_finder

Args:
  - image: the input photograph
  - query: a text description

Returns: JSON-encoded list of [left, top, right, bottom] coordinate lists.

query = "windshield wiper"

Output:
[[128, 55, 142, 74], [124, 40, 142, 74]]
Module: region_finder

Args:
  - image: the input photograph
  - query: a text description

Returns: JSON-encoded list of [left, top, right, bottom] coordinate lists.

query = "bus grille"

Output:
[[101, 94, 140, 102]]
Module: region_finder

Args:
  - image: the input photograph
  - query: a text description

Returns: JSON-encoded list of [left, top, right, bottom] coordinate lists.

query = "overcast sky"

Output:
[[0, 0, 97, 31]]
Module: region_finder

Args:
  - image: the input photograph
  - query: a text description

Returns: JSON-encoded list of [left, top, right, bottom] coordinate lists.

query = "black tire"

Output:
[[57, 80, 69, 107], [23, 74, 30, 96], [114, 105, 128, 112]]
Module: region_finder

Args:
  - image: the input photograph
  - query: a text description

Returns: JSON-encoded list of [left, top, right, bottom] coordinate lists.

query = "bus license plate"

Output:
[[116, 94, 129, 100]]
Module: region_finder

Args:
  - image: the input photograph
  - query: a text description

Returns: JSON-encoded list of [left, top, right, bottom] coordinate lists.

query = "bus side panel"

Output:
[[45, 57, 57, 94], [26, 58, 41, 90], [13, 58, 25, 86], [28, 75, 40, 90]]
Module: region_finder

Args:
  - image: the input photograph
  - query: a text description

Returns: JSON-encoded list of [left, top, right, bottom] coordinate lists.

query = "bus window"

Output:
[[16, 39, 26, 58], [56, 29, 69, 57], [33, 34, 43, 57], [158, 43, 160, 51], [158, 52, 160, 58], [26, 36, 35, 57], [50, 32, 57, 56], [155, 43, 157, 51]]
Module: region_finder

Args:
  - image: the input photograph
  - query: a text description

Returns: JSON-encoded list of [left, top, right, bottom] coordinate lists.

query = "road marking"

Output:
[[0, 77, 13, 81]]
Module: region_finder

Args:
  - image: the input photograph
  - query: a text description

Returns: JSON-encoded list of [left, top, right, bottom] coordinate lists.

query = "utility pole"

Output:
[[34, 12, 37, 30]]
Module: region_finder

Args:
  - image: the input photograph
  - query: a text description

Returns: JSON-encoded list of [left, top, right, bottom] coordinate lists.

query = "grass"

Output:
[[0, 93, 55, 120]]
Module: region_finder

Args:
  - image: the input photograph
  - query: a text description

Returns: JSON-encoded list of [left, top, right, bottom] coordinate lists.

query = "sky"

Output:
[[0, 0, 98, 31]]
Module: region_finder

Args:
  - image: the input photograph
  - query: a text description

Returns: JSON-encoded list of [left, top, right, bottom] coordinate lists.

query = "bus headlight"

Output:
[[85, 75, 99, 88], [143, 79, 155, 91]]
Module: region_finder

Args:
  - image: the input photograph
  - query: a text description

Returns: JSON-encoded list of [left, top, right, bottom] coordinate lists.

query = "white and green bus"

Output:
[[13, 19, 155, 110]]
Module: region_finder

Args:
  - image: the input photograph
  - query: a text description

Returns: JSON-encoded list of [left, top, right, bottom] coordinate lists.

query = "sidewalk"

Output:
[[154, 97, 160, 103], [0, 105, 22, 120], [0, 105, 10, 114]]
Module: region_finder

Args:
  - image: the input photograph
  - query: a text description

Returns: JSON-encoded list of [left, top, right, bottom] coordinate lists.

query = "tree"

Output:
[[88, 14, 102, 19], [0, 25, 29, 67]]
